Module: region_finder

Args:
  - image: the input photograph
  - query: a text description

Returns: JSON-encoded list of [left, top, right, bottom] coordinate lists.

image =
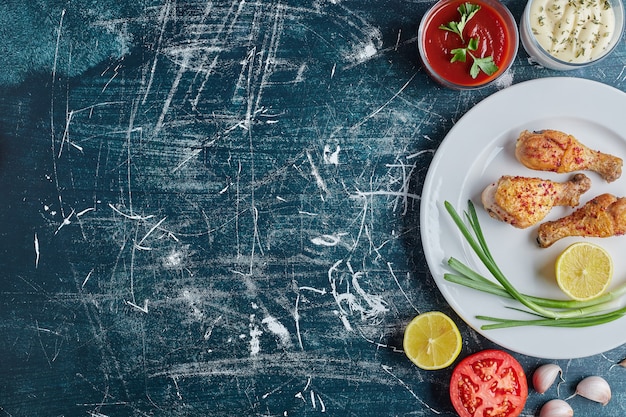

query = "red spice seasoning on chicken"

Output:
[[515, 129, 623, 182], [481, 174, 591, 229]]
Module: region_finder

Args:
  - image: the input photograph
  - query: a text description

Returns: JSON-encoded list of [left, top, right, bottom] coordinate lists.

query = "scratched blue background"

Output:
[[0, 0, 625, 416]]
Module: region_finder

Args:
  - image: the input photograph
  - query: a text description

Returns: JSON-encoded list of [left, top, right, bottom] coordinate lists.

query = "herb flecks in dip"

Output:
[[529, 0, 616, 63]]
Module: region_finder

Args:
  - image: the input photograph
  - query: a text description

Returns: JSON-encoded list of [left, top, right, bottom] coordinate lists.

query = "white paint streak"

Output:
[[82, 269, 94, 289], [310, 233, 346, 247], [395, 29, 402, 51], [350, 72, 417, 131], [172, 148, 203, 173], [381, 365, 441, 414], [54, 209, 75, 235], [342, 24, 383, 69], [204, 315, 223, 341], [109, 204, 155, 221], [142, 0, 173, 104], [328, 260, 388, 326], [163, 249, 184, 268], [294, 286, 327, 351], [34, 233, 40, 268], [249, 314, 262, 356], [306, 151, 328, 196], [137, 216, 167, 249], [76, 207, 96, 217], [298, 286, 327, 295], [49, 8, 66, 221], [350, 268, 388, 321], [323, 144, 340, 165], [388, 262, 419, 313], [154, 51, 189, 138], [294, 294, 303, 350], [182, 290, 205, 321], [125, 299, 149, 314], [352, 190, 420, 203], [262, 315, 292, 349], [357, 328, 403, 352], [172, 376, 183, 401], [294, 63, 307, 83], [358, 43, 377, 61], [317, 394, 326, 412], [334, 310, 353, 331]]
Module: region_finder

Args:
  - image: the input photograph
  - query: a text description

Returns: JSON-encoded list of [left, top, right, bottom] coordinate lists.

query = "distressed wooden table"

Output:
[[0, 1, 625, 416]]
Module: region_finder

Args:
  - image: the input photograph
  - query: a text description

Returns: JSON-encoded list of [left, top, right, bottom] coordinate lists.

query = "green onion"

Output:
[[443, 200, 626, 329], [446, 258, 626, 310]]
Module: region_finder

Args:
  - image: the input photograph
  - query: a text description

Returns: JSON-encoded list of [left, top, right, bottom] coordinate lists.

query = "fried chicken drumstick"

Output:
[[537, 193, 626, 248], [515, 130, 623, 183], [481, 174, 592, 229]]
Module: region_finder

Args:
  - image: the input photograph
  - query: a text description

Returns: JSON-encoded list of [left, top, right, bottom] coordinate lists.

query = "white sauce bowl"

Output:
[[520, 0, 624, 70]]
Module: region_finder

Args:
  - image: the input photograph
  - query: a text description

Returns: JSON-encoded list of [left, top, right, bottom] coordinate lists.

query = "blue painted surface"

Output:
[[0, 1, 625, 416]]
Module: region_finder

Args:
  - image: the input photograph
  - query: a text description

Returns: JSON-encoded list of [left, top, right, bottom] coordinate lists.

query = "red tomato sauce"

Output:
[[421, 0, 514, 87]]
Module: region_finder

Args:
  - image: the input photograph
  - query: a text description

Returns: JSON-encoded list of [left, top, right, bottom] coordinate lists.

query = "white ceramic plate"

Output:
[[420, 77, 626, 359]]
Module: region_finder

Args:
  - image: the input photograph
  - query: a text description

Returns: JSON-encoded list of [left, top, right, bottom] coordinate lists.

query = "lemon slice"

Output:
[[403, 311, 462, 370], [555, 242, 613, 301]]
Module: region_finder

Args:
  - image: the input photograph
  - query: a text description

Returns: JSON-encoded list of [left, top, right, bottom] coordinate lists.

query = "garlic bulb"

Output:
[[533, 364, 562, 394], [539, 399, 573, 417], [575, 376, 611, 405]]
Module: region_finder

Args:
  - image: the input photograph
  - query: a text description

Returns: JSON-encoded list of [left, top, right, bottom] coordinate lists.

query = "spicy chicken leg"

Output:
[[537, 193, 626, 248], [515, 129, 623, 182], [481, 174, 591, 229]]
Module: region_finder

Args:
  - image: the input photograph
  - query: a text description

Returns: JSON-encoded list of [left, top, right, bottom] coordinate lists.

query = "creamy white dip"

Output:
[[529, 0, 616, 62]]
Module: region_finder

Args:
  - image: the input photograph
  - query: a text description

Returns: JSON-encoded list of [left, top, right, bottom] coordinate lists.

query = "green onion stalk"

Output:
[[443, 200, 626, 330]]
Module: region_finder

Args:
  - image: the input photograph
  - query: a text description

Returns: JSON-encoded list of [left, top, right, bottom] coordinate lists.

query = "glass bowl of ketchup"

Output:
[[418, 0, 519, 90]]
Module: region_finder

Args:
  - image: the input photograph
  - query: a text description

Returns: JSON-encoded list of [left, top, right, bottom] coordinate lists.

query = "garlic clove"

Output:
[[533, 364, 563, 394], [539, 399, 573, 417], [575, 376, 611, 405]]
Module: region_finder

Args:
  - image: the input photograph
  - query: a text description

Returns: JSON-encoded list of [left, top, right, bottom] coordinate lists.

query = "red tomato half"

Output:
[[449, 349, 528, 417]]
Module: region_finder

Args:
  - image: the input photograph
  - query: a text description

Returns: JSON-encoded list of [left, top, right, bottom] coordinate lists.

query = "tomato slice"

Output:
[[449, 349, 528, 417]]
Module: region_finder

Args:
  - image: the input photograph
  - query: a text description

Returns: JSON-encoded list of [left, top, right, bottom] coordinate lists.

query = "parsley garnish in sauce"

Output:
[[439, 3, 481, 41], [439, 3, 499, 79]]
